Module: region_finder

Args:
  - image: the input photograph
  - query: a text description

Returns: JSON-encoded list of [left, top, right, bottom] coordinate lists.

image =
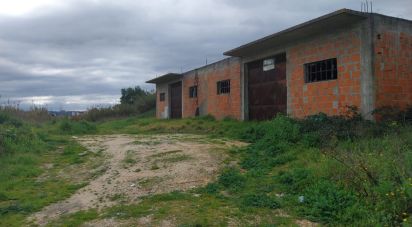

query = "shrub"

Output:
[[198, 114, 216, 121], [222, 116, 237, 122], [0, 113, 10, 124], [301, 181, 364, 224], [0, 113, 23, 128], [0, 114, 46, 155], [58, 120, 97, 135], [239, 123, 271, 143], [373, 105, 412, 124], [120, 86, 154, 105], [0, 106, 50, 123], [81, 86, 155, 122], [81, 104, 155, 122], [298, 111, 391, 147], [240, 115, 300, 170], [278, 168, 313, 193], [203, 183, 220, 194], [59, 120, 72, 132], [405, 106, 412, 123], [218, 168, 246, 192]]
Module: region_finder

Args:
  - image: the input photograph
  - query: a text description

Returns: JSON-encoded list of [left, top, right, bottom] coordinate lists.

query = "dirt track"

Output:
[[30, 134, 244, 226]]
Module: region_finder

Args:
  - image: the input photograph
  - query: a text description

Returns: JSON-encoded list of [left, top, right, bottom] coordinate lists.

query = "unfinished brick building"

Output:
[[147, 9, 412, 121]]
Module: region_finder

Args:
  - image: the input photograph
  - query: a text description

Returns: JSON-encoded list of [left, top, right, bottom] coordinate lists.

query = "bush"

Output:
[[373, 105, 412, 124], [0, 106, 50, 123], [59, 120, 72, 132], [301, 181, 364, 224], [0, 113, 10, 124], [81, 104, 155, 122], [198, 114, 216, 121], [278, 168, 313, 193], [0, 113, 23, 128], [81, 86, 155, 122], [239, 123, 272, 143], [218, 168, 246, 192], [298, 111, 392, 148], [223, 112, 412, 225], [240, 115, 300, 170], [58, 120, 97, 134], [0, 113, 47, 155], [203, 183, 220, 194]]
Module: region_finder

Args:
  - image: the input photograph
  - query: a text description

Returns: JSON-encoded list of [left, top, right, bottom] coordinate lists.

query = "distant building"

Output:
[[147, 9, 412, 120], [49, 110, 84, 117]]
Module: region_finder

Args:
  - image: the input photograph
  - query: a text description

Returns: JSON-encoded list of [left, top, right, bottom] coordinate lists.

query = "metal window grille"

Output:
[[159, 93, 165, 101], [304, 58, 338, 83], [217, 80, 230, 94], [189, 86, 198, 98]]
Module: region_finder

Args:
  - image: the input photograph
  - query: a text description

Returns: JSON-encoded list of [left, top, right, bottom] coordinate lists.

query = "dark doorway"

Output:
[[247, 53, 287, 121], [170, 81, 182, 119]]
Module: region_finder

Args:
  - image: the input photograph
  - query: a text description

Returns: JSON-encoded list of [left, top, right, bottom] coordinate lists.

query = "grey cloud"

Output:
[[0, 0, 410, 110]]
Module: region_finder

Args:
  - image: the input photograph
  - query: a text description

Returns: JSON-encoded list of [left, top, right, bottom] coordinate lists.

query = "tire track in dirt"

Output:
[[29, 134, 244, 226]]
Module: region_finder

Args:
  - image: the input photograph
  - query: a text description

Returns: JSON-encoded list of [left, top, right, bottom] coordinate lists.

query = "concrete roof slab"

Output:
[[146, 73, 182, 84], [224, 9, 368, 57]]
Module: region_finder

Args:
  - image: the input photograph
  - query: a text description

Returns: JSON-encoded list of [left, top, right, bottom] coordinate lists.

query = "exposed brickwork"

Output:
[[374, 31, 412, 110], [288, 30, 362, 118], [151, 13, 412, 121], [182, 58, 241, 120]]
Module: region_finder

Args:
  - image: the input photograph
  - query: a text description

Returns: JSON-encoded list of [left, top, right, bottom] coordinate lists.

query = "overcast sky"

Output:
[[0, 0, 410, 110]]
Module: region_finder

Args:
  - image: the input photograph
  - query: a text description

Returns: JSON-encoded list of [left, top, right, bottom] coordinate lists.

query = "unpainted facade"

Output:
[[147, 9, 412, 121]]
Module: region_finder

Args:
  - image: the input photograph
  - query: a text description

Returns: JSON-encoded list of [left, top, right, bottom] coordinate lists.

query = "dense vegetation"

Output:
[[231, 113, 412, 225], [0, 110, 102, 226], [81, 86, 155, 121], [0, 104, 411, 226]]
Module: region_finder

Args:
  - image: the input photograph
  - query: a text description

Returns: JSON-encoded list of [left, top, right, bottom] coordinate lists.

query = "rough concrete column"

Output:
[[285, 50, 293, 116], [360, 16, 375, 120], [241, 61, 249, 121]]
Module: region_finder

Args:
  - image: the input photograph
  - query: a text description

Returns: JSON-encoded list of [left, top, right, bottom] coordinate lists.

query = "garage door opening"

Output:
[[247, 53, 287, 121], [170, 81, 182, 119]]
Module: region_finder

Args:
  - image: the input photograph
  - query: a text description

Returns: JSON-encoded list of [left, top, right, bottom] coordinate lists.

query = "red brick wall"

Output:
[[182, 58, 241, 120], [374, 31, 412, 109], [288, 31, 362, 118]]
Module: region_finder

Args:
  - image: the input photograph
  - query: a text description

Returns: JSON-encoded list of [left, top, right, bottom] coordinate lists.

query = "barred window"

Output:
[[304, 58, 337, 83], [159, 93, 165, 102], [189, 86, 197, 98], [217, 80, 230, 94]]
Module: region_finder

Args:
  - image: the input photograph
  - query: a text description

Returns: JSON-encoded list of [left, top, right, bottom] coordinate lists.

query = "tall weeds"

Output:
[[0, 106, 50, 123], [230, 108, 412, 225]]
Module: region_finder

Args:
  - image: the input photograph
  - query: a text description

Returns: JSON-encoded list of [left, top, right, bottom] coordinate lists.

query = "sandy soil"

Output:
[[30, 134, 243, 226]]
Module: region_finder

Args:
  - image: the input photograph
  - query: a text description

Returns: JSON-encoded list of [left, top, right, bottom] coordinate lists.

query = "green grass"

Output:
[[0, 140, 96, 226], [46, 209, 99, 227], [96, 115, 256, 138], [88, 114, 412, 226], [2, 109, 412, 226], [49, 191, 296, 226], [0, 114, 104, 226], [230, 115, 412, 226]]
